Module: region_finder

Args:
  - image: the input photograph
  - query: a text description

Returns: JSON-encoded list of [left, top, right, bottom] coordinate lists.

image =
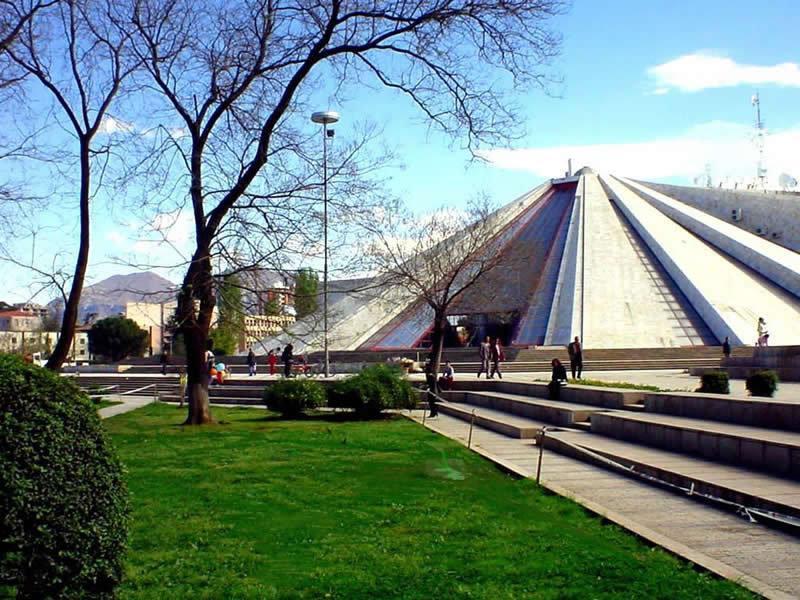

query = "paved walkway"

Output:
[[78, 369, 800, 400], [415, 369, 800, 401], [410, 410, 800, 600], [98, 395, 155, 419]]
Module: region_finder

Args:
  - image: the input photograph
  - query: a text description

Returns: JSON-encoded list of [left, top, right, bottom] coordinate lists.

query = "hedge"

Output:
[[264, 378, 326, 417], [328, 364, 416, 418], [0, 355, 129, 599]]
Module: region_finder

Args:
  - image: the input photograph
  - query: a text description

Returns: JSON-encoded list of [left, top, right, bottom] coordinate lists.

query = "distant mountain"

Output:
[[49, 271, 178, 323]]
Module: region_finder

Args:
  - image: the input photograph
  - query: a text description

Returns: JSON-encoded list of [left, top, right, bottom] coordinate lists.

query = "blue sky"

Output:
[[3, 0, 799, 302]]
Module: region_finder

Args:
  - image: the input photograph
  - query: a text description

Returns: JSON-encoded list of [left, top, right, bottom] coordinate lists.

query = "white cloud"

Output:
[[168, 127, 189, 140], [648, 53, 800, 93], [98, 115, 135, 135], [105, 230, 127, 245], [478, 121, 800, 184], [130, 209, 194, 255]]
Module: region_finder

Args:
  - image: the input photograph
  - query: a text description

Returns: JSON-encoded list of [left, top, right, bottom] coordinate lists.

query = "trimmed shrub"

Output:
[[696, 370, 729, 394], [0, 355, 129, 599], [264, 378, 325, 417], [746, 370, 779, 398], [328, 364, 416, 418]]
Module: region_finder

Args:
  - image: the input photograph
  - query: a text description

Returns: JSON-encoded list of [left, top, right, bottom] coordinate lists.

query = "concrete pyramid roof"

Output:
[[256, 172, 800, 352]]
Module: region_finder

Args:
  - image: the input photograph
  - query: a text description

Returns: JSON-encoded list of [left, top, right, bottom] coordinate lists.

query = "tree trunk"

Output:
[[430, 311, 447, 380], [46, 141, 91, 371], [179, 241, 216, 425]]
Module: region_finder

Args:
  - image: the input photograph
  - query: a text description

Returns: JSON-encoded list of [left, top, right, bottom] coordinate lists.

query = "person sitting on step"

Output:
[[548, 358, 568, 400], [438, 361, 455, 391]]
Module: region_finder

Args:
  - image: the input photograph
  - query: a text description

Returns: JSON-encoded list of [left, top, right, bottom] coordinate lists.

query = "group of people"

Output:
[[245, 344, 318, 378], [476, 336, 505, 379], [246, 346, 285, 376], [245, 344, 303, 377]]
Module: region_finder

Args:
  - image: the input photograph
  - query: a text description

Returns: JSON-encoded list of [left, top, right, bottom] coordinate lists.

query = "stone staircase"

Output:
[[437, 378, 800, 527], [117, 345, 759, 375], [69, 375, 261, 405]]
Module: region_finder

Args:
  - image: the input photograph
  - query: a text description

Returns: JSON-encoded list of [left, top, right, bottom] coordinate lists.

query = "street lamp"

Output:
[[310, 110, 339, 377]]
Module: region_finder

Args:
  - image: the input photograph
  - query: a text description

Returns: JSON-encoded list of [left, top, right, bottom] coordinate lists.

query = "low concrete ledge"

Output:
[[645, 392, 800, 432], [544, 431, 800, 521], [591, 412, 800, 478], [457, 391, 600, 427], [451, 379, 643, 409], [437, 401, 541, 439]]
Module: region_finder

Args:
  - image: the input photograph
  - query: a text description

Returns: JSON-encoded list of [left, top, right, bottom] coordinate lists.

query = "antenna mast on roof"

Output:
[[751, 92, 767, 189]]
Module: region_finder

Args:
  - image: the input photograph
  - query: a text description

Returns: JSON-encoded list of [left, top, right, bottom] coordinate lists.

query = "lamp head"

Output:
[[311, 111, 340, 125]]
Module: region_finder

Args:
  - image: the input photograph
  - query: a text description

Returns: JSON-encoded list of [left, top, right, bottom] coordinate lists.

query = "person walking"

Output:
[[489, 338, 503, 379], [178, 368, 188, 408], [247, 347, 257, 376], [477, 336, 491, 378], [425, 359, 438, 418], [548, 358, 568, 399], [160, 350, 170, 376], [757, 317, 769, 347], [281, 343, 293, 378], [567, 336, 583, 380], [722, 336, 731, 358]]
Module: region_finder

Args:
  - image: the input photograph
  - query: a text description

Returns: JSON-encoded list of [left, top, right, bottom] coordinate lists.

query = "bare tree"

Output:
[[1, 0, 138, 370], [0, 0, 56, 54], [361, 197, 521, 377], [128, 0, 564, 424]]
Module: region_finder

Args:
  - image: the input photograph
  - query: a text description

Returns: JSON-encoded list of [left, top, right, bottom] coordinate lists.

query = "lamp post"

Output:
[[311, 110, 339, 377]]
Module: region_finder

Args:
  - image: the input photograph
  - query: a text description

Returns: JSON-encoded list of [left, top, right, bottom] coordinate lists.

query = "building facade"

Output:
[[0, 310, 45, 332], [0, 330, 89, 361]]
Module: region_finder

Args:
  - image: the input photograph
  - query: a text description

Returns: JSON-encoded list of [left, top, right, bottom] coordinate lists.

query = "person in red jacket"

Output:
[[267, 349, 278, 376]]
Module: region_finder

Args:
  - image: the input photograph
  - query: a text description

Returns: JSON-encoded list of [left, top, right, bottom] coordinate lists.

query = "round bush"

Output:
[[0, 355, 129, 599], [746, 370, 779, 397], [328, 364, 416, 418], [264, 378, 325, 416], [696, 370, 729, 394]]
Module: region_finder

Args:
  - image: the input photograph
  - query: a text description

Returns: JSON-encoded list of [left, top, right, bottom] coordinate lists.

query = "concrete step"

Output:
[[590, 411, 800, 478], [209, 385, 265, 398], [445, 390, 603, 427], [161, 395, 263, 406], [437, 401, 551, 439], [645, 392, 800, 432], [451, 379, 642, 409], [452, 359, 723, 372], [544, 430, 800, 521]]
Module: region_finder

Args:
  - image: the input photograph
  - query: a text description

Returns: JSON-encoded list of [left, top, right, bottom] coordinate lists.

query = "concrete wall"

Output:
[[580, 174, 711, 347], [544, 178, 583, 344], [622, 178, 800, 299], [604, 175, 800, 347], [637, 181, 800, 253]]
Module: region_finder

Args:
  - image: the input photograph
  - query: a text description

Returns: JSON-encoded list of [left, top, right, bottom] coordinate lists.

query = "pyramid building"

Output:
[[261, 168, 800, 352]]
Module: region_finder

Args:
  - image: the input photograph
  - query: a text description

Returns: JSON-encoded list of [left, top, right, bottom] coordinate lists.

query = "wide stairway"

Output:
[[69, 375, 266, 405], [439, 379, 800, 524]]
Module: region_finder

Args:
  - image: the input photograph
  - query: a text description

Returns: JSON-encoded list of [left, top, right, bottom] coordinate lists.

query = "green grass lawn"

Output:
[[106, 404, 751, 599]]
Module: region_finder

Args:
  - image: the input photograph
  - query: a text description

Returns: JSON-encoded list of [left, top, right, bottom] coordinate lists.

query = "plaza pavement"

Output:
[[98, 395, 155, 419]]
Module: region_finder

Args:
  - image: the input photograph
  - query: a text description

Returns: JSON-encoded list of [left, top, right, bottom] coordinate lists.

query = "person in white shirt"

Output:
[[757, 317, 769, 347]]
